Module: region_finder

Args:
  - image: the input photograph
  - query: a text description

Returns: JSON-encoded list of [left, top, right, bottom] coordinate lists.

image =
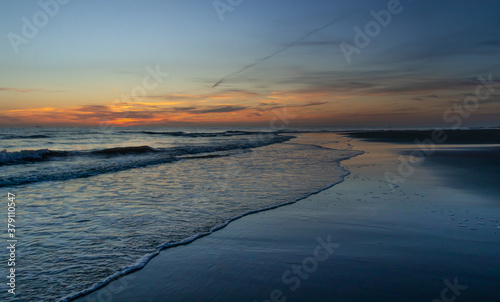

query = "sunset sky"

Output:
[[1, 0, 499, 128]]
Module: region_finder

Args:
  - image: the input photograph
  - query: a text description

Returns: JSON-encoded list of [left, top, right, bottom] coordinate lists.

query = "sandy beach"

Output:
[[75, 133, 500, 302]]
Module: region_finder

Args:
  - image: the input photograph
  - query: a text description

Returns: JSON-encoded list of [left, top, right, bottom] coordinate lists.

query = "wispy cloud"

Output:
[[189, 105, 248, 114], [0, 87, 66, 93], [211, 11, 359, 88], [276, 68, 500, 97], [298, 101, 328, 107]]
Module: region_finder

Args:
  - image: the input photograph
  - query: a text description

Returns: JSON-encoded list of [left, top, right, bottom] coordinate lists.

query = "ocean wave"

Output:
[[0, 155, 178, 188], [1, 134, 292, 166], [1, 134, 51, 139], [121, 130, 277, 137], [90, 145, 159, 155], [0, 146, 161, 165], [278, 129, 337, 134], [0, 135, 293, 187], [0, 149, 72, 165]]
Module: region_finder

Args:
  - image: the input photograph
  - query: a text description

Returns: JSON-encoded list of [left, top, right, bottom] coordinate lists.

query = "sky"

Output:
[[0, 0, 499, 128]]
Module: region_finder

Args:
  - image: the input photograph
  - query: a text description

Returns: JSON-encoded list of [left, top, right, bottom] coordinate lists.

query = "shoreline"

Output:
[[74, 133, 500, 302], [62, 178, 353, 302], [64, 134, 363, 302]]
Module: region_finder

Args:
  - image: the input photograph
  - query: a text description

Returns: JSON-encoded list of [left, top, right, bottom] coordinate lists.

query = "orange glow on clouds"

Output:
[[0, 89, 339, 126]]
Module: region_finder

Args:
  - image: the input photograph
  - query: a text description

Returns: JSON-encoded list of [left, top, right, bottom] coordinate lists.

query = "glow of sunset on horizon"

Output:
[[1, 0, 499, 128]]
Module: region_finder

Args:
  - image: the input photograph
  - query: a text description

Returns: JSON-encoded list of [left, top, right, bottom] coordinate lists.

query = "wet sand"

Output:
[[74, 133, 500, 302], [346, 129, 500, 144]]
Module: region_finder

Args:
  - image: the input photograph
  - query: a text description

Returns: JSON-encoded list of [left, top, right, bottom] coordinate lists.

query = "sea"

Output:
[[0, 127, 361, 301]]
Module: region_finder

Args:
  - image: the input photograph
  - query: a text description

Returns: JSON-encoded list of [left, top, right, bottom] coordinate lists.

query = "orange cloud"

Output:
[[0, 89, 336, 126]]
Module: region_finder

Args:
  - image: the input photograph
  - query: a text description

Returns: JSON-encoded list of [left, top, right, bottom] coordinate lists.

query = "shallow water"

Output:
[[0, 128, 360, 301]]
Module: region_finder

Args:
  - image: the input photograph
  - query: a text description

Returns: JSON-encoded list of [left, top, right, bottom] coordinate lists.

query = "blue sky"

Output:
[[1, 0, 499, 127]]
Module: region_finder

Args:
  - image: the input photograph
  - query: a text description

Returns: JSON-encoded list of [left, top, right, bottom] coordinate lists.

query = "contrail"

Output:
[[211, 12, 358, 88]]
